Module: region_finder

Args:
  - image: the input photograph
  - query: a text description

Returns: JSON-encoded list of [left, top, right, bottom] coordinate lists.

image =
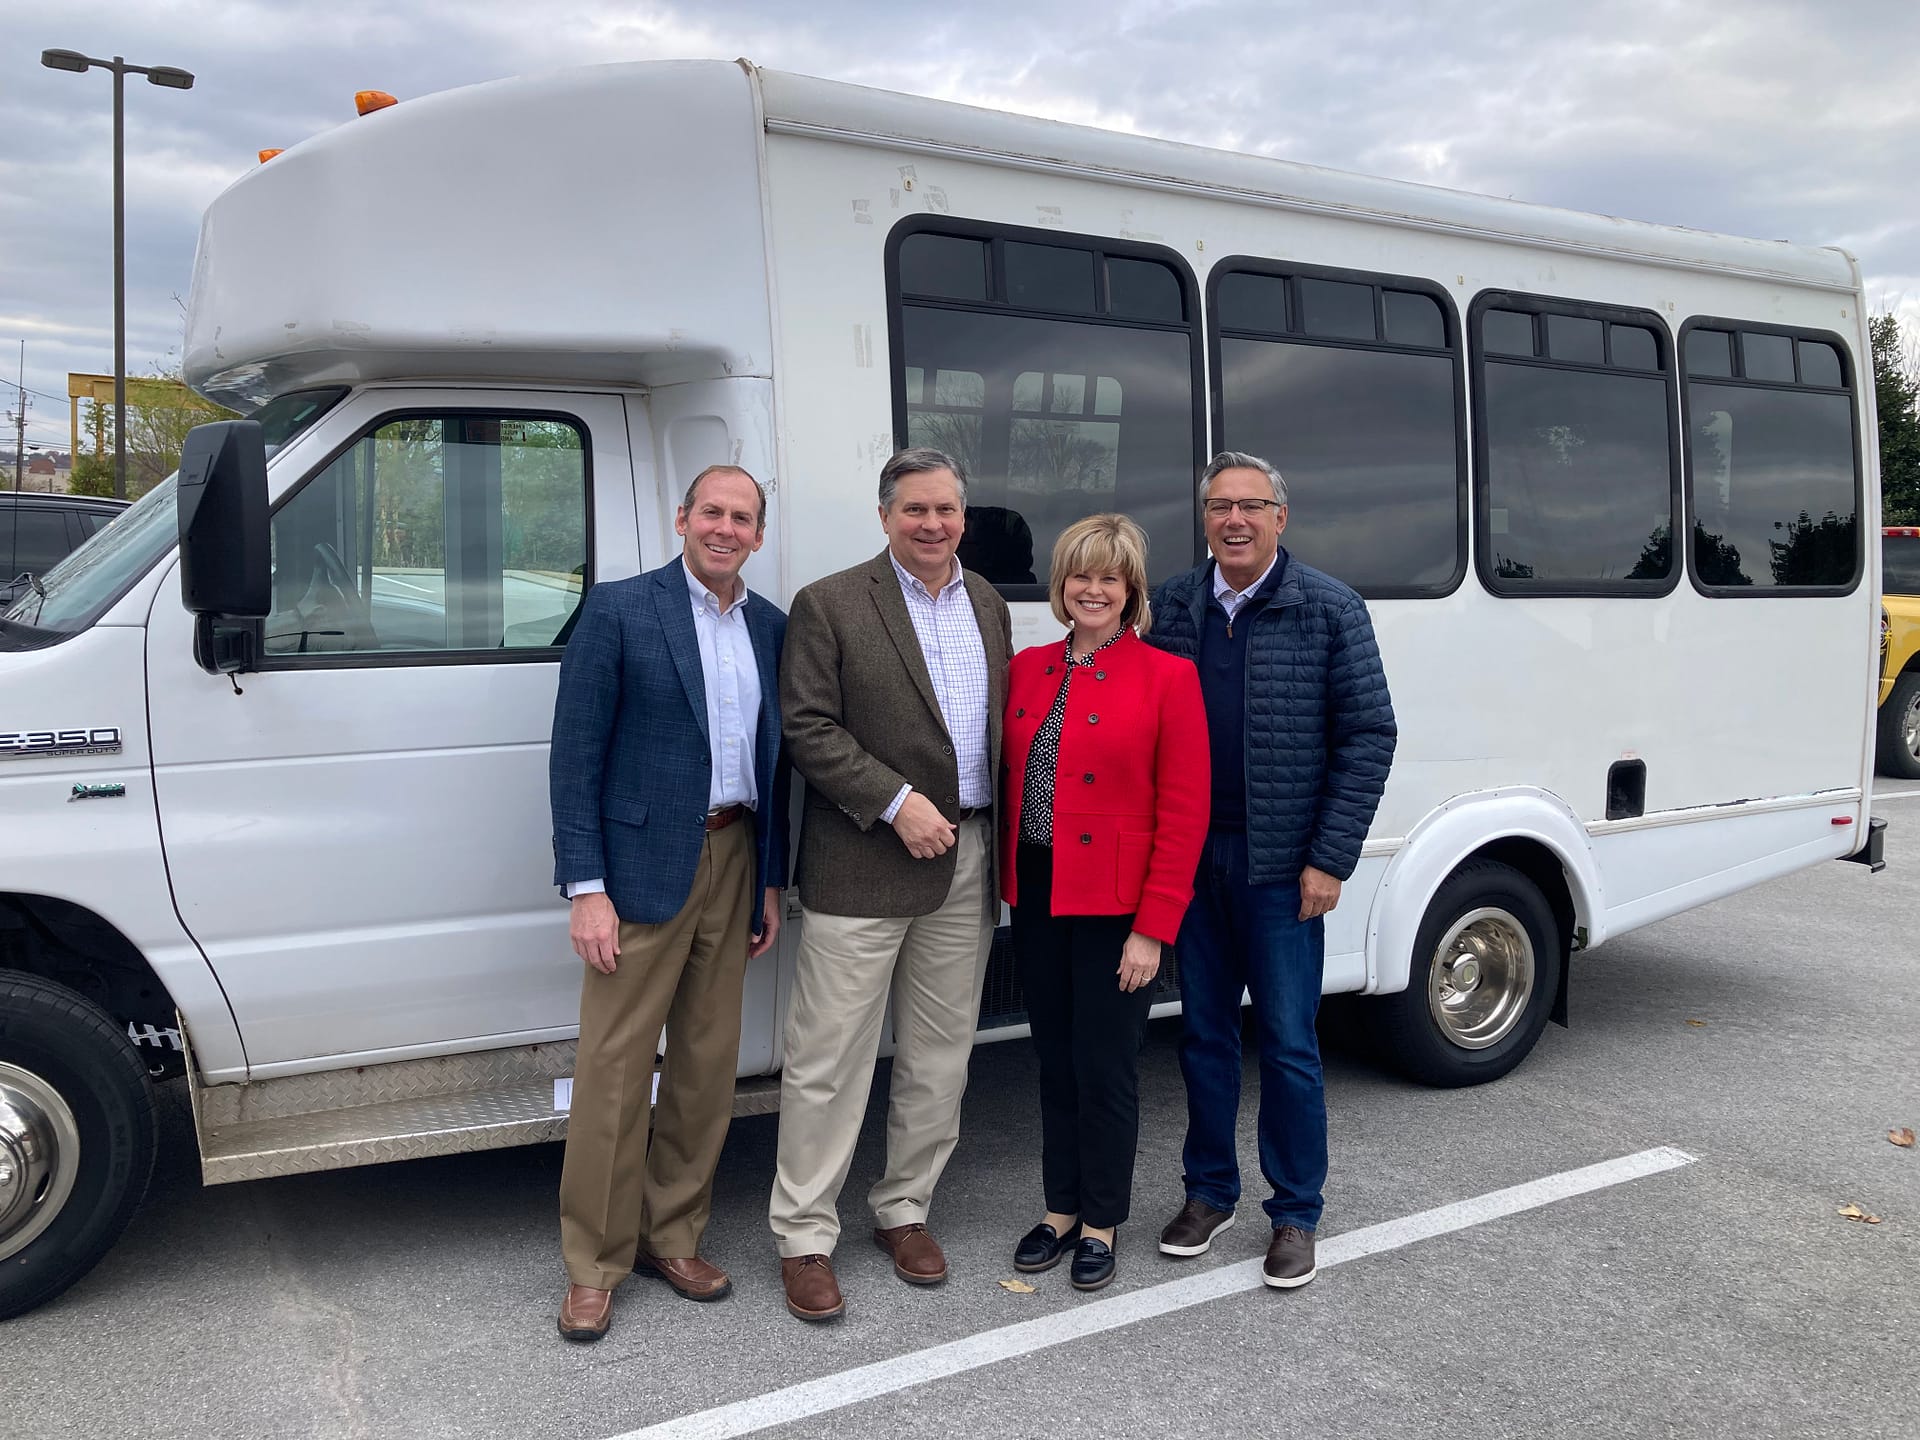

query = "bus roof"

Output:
[[183, 58, 1860, 409]]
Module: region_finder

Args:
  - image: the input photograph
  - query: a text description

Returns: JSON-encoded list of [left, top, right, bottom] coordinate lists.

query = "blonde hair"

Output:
[[1047, 513, 1152, 636]]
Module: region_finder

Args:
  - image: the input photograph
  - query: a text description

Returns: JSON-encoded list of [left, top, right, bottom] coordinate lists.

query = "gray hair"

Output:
[[680, 464, 766, 532], [1198, 451, 1287, 507], [879, 446, 969, 510]]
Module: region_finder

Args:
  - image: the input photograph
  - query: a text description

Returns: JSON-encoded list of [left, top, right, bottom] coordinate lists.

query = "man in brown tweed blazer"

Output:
[[770, 447, 1012, 1322]]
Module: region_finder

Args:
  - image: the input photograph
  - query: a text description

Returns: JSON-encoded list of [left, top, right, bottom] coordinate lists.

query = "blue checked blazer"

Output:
[[549, 557, 790, 936]]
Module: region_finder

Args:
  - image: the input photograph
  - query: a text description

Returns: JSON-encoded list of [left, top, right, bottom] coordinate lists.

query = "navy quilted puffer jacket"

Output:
[[1148, 550, 1397, 884]]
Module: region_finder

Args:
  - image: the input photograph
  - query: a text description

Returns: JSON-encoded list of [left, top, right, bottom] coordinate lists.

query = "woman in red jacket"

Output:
[[1002, 513, 1209, 1291]]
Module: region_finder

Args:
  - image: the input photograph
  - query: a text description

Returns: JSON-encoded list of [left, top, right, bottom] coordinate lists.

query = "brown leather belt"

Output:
[[953, 806, 986, 823], [705, 804, 748, 832]]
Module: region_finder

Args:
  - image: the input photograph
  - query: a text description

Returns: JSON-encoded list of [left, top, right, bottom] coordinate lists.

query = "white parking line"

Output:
[[608, 1145, 1696, 1440], [1872, 788, 1920, 802]]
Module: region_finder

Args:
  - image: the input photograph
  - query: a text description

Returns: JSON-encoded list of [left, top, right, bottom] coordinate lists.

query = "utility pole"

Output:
[[7, 341, 27, 491]]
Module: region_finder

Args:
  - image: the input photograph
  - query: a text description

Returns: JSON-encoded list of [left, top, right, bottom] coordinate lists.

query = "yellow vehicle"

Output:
[[1879, 526, 1920, 777]]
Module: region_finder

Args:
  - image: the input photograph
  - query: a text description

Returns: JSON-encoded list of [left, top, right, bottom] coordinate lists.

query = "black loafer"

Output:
[[1070, 1236, 1116, 1291], [1014, 1221, 1081, 1273]]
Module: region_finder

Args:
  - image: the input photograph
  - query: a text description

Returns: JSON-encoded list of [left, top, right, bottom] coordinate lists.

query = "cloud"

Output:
[[5, 0, 1916, 441]]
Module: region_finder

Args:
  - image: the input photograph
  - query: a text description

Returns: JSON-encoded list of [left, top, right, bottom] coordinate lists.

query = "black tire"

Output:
[[1372, 860, 1561, 1088], [1875, 670, 1920, 780], [0, 970, 156, 1321]]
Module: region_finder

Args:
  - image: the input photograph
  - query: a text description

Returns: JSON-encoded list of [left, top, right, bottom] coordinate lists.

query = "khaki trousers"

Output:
[[770, 815, 995, 1257], [559, 818, 753, 1290]]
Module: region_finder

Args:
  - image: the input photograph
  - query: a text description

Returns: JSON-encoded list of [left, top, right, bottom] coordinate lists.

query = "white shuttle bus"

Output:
[[0, 59, 1883, 1319]]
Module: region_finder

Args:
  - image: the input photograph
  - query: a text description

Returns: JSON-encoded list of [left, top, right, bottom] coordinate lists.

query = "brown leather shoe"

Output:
[[1158, 1197, 1235, 1257], [558, 1283, 613, 1342], [780, 1253, 845, 1321], [873, 1223, 948, 1284], [635, 1250, 733, 1302], [1262, 1224, 1317, 1289]]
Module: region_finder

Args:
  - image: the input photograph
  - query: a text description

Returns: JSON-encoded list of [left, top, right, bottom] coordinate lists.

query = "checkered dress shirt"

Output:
[[881, 552, 993, 816]]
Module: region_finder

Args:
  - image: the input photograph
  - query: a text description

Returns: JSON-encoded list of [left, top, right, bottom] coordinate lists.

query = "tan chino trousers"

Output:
[[770, 815, 996, 1257], [559, 818, 753, 1290]]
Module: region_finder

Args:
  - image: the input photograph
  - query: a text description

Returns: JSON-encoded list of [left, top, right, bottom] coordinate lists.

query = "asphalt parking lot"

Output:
[[15, 795, 1920, 1440]]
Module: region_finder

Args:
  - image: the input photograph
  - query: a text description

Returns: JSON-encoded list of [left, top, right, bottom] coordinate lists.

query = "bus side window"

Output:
[[1471, 295, 1680, 597], [1682, 323, 1860, 594], [890, 221, 1203, 596], [1212, 261, 1466, 599]]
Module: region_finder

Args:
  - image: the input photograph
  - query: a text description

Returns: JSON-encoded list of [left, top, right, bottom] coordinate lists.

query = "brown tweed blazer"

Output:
[[780, 550, 1013, 917]]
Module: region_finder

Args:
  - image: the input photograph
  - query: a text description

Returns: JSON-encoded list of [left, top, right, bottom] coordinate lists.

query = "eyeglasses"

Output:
[[1202, 497, 1283, 517]]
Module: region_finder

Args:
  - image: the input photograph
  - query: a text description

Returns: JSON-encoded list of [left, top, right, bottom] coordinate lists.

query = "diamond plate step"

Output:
[[188, 1041, 783, 1184]]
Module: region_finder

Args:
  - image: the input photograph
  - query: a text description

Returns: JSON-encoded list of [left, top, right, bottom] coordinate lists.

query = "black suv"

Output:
[[0, 491, 130, 606]]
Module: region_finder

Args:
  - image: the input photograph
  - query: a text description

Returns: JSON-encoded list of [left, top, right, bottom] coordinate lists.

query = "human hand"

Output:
[[1299, 865, 1342, 921], [1117, 931, 1162, 992], [571, 892, 622, 974], [891, 791, 958, 859], [748, 888, 782, 958]]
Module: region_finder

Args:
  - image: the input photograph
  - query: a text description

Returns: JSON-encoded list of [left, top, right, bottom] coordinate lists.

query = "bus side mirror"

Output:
[[177, 419, 269, 675]]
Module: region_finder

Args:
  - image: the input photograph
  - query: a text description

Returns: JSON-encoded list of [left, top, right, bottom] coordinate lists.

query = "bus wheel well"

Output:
[[1456, 838, 1575, 1027], [0, 894, 184, 1077]]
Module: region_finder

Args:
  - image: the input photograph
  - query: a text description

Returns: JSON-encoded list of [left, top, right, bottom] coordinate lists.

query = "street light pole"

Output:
[[113, 58, 126, 501], [41, 48, 194, 501]]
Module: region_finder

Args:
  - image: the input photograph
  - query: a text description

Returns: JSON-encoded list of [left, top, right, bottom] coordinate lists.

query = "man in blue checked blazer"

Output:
[[548, 465, 790, 1344]]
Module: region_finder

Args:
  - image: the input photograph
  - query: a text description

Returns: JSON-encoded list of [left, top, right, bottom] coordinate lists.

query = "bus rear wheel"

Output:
[[1375, 860, 1560, 1087], [0, 971, 156, 1321]]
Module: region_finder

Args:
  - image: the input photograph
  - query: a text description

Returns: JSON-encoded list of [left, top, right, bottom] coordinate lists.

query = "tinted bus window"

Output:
[[1212, 261, 1464, 598], [891, 221, 1201, 592], [1472, 295, 1679, 595], [1684, 322, 1860, 593]]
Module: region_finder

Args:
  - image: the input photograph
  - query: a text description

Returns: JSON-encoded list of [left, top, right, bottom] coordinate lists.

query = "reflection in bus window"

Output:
[[1688, 387, 1857, 589], [1474, 297, 1678, 594], [265, 414, 588, 657]]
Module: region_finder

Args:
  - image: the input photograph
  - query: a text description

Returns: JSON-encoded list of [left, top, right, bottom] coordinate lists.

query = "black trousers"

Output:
[[1010, 842, 1155, 1228]]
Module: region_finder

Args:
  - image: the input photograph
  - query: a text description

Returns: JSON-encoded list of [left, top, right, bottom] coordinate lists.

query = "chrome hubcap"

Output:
[[1903, 694, 1920, 757], [1428, 907, 1535, 1050], [0, 1061, 81, 1262]]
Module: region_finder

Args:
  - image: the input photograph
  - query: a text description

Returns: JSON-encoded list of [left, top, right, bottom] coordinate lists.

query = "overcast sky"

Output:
[[3, 0, 1916, 457]]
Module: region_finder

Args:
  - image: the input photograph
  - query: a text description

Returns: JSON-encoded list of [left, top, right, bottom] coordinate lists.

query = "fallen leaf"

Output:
[[1891, 1128, 1915, 1149], [1684, 1019, 1707, 1028], [997, 1278, 1036, 1293], [1837, 1203, 1883, 1225]]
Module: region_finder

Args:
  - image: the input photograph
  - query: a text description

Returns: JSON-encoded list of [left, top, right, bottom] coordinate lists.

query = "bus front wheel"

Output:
[[0, 971, 156, 1321], [1374, 861, 1560, 1087]]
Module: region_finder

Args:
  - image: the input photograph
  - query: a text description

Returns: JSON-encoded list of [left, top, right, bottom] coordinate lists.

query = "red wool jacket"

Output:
[[999, 628, 1210, 944]]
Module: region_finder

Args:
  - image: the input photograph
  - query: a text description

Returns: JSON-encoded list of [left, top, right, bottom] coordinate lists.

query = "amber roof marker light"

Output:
[[355, 90, 399, 115]]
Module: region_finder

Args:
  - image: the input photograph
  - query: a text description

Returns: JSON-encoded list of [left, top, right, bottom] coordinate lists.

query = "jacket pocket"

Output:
[[1115, 830, 1153, 907], [601, 797, 649, 828]]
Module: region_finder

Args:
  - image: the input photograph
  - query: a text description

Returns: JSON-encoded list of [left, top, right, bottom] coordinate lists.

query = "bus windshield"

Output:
[[0, 388, 346, 648]]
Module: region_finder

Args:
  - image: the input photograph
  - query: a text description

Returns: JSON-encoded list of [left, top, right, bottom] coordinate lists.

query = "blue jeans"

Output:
[[1176, 829, 1327, 1231]]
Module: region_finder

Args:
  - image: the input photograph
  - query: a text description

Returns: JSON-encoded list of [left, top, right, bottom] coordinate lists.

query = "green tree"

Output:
[[1872, 313, 1920, 524], [68, 453, 115, 497], [122, 366, 237, 498]]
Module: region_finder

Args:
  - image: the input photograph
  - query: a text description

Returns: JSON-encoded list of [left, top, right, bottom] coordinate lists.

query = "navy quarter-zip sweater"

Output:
[[1148, 548, 1397, 884]]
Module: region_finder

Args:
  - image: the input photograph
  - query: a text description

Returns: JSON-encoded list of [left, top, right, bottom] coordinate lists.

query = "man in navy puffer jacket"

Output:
[[1147, 451, 1396, 1290]]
